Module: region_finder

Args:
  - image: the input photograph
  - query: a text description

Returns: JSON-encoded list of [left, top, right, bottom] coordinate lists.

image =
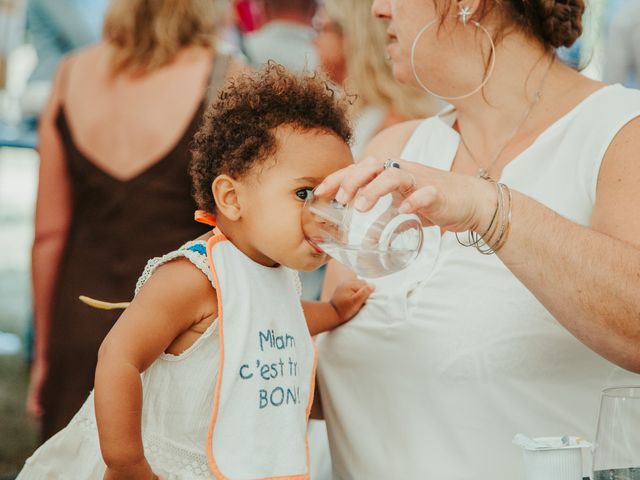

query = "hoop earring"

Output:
[[410, 19, 496, 101]]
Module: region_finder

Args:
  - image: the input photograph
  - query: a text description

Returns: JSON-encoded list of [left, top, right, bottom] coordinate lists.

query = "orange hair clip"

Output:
[[194, 210, 217, 226]]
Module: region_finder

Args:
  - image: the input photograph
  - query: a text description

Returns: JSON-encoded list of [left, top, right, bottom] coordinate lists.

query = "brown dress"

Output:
[[39, 56, 231, 441]]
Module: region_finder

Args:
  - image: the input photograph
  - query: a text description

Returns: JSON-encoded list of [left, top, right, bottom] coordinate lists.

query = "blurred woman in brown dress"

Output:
[[27, 0, 246, 442]]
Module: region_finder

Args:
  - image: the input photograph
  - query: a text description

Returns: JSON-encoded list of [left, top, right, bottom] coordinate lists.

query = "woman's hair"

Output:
[[190, 63, 352, 213], [103, 0, 223, 76], [504, 0, 585, 49], [323, 0, 437, 120], [456, 0, 585, 49]]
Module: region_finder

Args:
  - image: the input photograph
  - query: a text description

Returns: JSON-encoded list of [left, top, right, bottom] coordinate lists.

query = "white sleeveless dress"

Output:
[[18, 233, 316, 480], [316, 84, 640, 479]]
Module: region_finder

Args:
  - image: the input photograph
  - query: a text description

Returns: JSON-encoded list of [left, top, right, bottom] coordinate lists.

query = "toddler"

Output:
[[18, 63, 371, 480]]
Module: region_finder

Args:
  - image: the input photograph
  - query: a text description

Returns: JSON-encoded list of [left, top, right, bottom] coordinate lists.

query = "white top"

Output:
[[18, 237, 312, 480], [316, 84, 640, 479], [244, 21, 318, 72]]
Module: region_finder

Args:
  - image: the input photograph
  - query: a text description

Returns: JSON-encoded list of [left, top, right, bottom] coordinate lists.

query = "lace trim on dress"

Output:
[[135, 241, 214, 296], [145, 433, 213, 479]]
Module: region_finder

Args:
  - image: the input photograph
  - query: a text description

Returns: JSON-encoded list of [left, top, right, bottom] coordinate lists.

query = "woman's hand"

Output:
[[314, 156, 496, 234], [103, 458, 159, 480]]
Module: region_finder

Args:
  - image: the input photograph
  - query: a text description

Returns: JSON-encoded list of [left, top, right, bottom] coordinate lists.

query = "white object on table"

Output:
[[514, 434, 592, 480]]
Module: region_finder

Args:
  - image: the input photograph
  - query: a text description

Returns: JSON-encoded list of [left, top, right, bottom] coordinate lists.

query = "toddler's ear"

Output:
[[212, 175, 241, 221]]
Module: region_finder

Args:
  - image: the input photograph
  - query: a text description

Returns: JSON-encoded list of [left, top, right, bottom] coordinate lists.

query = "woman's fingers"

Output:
[[313, 165, 352, 198], [315, 156, 383, 203], [398, 186, 443, 227], [399, 185, 440, 212], [354, 166, 420, 212]]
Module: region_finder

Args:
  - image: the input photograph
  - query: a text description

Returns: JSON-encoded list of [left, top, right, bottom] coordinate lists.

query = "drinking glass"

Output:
[[301, 189, 423, 278], [592, 386, 640, 480]]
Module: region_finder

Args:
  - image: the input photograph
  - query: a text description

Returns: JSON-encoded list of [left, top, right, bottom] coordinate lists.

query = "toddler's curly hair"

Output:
[[190, 62, 352, 212]]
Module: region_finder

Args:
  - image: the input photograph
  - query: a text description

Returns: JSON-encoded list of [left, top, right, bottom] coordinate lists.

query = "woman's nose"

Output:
[[371, 0, 391, 19]]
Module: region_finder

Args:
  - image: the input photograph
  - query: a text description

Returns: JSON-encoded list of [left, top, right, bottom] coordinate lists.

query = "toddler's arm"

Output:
[[95, 259, 217, 480], [302, 279, 374, 335]]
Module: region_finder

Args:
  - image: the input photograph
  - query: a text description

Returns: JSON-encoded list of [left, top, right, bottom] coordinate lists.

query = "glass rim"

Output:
[[601, 385, 640, 398]]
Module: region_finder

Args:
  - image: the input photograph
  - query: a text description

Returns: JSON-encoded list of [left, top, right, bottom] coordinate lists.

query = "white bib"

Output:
[[205, 231, 316, 480]]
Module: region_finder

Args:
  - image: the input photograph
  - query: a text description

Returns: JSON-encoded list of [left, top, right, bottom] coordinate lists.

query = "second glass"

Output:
[[592, 386, 640, 480], [301, 189, 423, 278]]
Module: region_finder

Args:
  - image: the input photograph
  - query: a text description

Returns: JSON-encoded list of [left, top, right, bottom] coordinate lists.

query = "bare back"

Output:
[[60, 43, 240, 181]]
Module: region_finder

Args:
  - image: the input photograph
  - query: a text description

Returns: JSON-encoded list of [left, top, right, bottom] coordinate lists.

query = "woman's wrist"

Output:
[[471, 177, 499, 234]]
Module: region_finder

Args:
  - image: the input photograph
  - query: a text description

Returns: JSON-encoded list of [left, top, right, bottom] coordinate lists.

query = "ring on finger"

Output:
[[383, 159, 401, 170]]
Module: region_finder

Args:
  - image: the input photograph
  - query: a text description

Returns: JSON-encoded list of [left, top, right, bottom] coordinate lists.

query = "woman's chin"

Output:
[[391, 63, 415, 87]]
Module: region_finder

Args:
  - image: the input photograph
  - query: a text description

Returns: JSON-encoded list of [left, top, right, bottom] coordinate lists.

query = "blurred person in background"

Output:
[[314, 0, 438, 158], [27, 0, 246, 443], [0, 0, 27, 91], [27, 0, 107, 83], [602, 0, 640, 88], [22, 0, 108, 118], [243, 0, 318, 71]]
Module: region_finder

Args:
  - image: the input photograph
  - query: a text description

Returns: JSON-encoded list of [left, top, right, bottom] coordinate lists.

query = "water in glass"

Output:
[[302, 190, 423, 278]]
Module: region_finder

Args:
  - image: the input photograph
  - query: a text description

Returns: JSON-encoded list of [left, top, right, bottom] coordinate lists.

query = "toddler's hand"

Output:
[[330, 279, 375, 324]]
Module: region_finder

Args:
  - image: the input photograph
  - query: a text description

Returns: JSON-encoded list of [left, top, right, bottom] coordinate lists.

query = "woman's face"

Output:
[[372, 0, 489, 99], [313, 7, 347, 85]]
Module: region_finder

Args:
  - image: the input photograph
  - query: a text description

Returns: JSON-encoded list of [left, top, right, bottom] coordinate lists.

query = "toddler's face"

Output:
[[236, 126, 353, 271]]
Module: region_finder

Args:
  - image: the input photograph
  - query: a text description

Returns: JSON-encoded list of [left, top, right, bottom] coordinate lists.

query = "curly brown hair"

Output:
[[190, 63, 352, 213]]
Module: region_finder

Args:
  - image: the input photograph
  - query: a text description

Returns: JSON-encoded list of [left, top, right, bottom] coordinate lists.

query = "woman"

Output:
[[313, 0, 437, 158], [315, 0, 640, 478], [27, 0, 245, 442]]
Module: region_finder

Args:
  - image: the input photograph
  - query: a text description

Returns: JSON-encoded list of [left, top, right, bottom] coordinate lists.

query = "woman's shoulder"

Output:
[[61, 42, 109, 75], [360, 119, 425, 161], [561, 83, 640, 143]]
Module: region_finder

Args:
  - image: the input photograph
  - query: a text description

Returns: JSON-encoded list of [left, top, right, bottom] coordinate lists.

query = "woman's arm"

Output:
[[27, 59, 73, 417], [497, 117, 640, 372], [315, 118, 640, 372], [95, 259, 216, 478]]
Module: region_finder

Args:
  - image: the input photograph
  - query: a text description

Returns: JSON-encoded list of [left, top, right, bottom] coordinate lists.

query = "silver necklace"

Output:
[[457, 58, 553, 180]]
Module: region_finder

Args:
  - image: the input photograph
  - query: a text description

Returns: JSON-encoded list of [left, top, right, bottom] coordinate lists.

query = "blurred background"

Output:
[[0, 0, 636, 478]]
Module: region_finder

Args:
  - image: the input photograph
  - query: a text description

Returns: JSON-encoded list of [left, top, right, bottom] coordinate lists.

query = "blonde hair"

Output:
[[103, 0, 221, 76], [323, 0, 437, 120]]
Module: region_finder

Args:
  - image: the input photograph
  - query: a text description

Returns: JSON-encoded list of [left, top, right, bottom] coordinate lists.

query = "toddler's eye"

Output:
[[295, 188, 313, 201]]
